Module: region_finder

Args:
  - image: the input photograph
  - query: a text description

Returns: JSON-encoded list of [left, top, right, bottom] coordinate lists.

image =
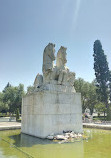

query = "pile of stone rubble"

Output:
[[47, 131, 88, 143]]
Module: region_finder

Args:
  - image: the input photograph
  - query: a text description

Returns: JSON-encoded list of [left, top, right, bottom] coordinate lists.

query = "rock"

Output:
[[78, 134, 82, 137], [70, 133, 74, 138], [72, 135, 76, 138], [56, 135, 67, 140], [64, 135, 69, 139], [47, 132, 85, 143], [71, 131, 74, 134], [47, 135, 54, 140]]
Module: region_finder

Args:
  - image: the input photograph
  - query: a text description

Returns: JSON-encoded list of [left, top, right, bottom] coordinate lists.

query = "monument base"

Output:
[[21, 85, 83, 138]]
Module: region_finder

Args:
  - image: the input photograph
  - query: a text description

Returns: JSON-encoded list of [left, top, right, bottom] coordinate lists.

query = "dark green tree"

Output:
[[2, 86, 17, 114], [15, 84, 25, 113], [2, 82, 11, 93], [0, 92, 9, 113], [2, 83, 25, 114], [109, 71, 111, 103], [75, 78, 98, 115], [16, 108, 20, 121], [74, 78, 88, 113], [93, 40, 111, 120], [95, 102, 106, 119], [86, 81, 97, 115]]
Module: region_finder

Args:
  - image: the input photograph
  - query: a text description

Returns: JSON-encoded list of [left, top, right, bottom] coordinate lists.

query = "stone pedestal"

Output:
[[21, 85, 83, 138]]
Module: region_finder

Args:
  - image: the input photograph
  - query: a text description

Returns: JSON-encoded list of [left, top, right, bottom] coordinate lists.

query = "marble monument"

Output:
[[21, 43, 83, 138]]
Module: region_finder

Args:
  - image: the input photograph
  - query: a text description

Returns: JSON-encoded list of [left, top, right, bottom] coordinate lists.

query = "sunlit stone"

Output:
[[21, 43, 83, 138]]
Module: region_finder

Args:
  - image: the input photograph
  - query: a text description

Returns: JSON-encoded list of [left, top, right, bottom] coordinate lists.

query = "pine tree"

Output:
[[93, 40, 111, 120]]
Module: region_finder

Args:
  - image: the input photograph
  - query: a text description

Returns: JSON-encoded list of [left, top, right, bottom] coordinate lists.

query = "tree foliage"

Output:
[[95, 102, 106, 115], [27, 85, 34, 94], [74, 78, 88, 113], [93, 40, 109, 105], [0, 92, 9, 113], [16, 108, 20, 121], [74, 78, 97, 114], [93, 40, 111, 120], [14, 84, 25, 113], [109, 71, 111, 103], [0, 83, 25, 114], [85, 81, 97, 115]]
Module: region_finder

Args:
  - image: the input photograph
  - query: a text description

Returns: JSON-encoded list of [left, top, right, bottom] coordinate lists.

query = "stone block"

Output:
[[21, 88, 83, 138]]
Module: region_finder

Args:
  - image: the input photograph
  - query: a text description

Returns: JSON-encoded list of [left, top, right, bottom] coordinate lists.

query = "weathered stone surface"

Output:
[[42, 43, 56, 84], [47, 135, 54, 139], [21, 88, 83, 138], [34, 73, 43, 88], [36, 43, 76, 87], [56, 46, 67, 68], [21, 43, 83, 138]]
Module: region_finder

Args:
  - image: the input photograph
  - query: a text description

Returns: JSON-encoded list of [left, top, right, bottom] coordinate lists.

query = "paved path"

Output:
[[0, 122, 21, 131], [83, 123, 111, 130], [0, 122, 111, 131]]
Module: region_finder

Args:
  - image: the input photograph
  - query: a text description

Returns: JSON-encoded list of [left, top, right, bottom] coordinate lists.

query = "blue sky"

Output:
[[0, 0, 111, 91]]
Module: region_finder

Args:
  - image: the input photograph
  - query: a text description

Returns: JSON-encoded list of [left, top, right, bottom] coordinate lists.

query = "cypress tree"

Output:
[[93, 40, 111, 120], [109, 71, 111, 103], [16, 108, 20, 121]]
